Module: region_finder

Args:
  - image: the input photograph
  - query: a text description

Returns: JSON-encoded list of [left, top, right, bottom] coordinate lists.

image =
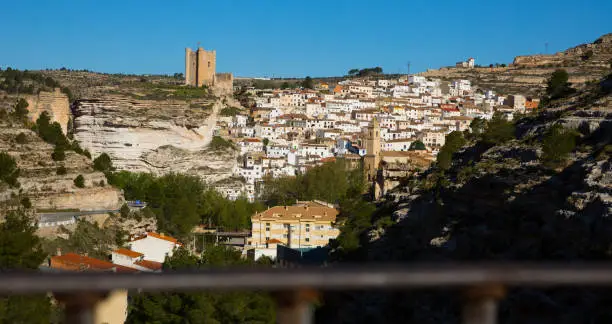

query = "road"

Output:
[[38, 209, 119, 224]]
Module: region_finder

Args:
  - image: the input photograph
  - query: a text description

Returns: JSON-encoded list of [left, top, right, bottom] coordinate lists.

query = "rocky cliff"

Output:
[[25, 88, 71, 134], [0, 122, 123, 211], [420, 33, 612, 96], [72, 94, 238, 184]]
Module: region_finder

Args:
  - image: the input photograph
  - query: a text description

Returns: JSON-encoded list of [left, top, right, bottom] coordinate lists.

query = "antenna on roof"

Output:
[[545, 42, 549, 54], [407, 61, 411, 76]]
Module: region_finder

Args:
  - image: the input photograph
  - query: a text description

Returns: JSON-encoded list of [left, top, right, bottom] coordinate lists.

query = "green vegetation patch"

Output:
[[209, 136, 235, 151], [220, 106, 241, 117]]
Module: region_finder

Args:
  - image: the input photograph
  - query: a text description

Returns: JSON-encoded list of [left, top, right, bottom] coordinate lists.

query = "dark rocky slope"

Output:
[[317, 74, 612, 323]]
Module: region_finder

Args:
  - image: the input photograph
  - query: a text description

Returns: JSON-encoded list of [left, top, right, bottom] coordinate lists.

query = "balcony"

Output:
[[3, 263, 612, 324]]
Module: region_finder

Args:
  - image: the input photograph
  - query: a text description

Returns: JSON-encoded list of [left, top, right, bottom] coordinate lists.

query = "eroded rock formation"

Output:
[[72, 95, 238, 184]]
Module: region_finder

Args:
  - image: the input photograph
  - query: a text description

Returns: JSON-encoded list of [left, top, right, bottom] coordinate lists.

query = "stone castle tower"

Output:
[[185, 47, 216, 87], [363, 118, 381, 182]]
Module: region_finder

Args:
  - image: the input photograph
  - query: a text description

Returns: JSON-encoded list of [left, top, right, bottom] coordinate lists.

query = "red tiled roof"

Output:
[[113, 248, 143, 258], [146, 232, 180, 244], [51, 253, 139, 273], [266, 238, 283, 244], [135, 259, 163, 271]]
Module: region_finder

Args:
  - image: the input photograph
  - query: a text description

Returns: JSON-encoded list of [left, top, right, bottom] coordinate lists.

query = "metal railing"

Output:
[[5, 263, 612, 324]]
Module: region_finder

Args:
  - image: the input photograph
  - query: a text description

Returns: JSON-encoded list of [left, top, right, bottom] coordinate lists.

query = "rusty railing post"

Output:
[[274, 289, 318, 324], [462, 285, 506, 324], [55, 292, 107, 324]]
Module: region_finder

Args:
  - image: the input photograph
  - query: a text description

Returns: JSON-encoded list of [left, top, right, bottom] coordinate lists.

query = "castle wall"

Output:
[[196, 48, 216, 87], [185, 49, 197, 86], [214, 73, 234, 94]]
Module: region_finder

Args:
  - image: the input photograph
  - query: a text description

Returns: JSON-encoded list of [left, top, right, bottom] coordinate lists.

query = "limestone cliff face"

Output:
[[0, 123, 123, 211], [25, 88, 70, 134], [72, 95, 238, 184]]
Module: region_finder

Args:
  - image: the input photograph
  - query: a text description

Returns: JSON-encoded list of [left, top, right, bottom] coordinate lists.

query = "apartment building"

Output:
[[248, 201, 340, 249]]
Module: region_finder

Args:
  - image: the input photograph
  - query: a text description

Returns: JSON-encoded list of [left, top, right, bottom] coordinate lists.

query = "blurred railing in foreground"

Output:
[[5, 264, 612, 324]]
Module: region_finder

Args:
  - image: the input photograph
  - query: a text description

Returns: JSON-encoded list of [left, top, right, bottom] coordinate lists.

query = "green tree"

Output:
[[0, 152, 20, 187], [409, 140, 426, 151], [42, 219, 127, 260], [51, 146, 65, 161], [0, 210, 53, 324], [546, 69, 572, 100], [73, 174, 85, 188], [120, 203, 130, 219], [541, 124, 578, 167], [93, 153, 113, 173], [436, 149, 453, 171], [127, 247, 275, 324], [348, 69, 359, 76], [302, 76, 314, 89], [13, 99, 29, 120], [482, 112, 515, 145], [36, 112, 69, 149], [442, 131, 467, 153], [468, 117, 486, 138], [436, 131, 467, 171], [262, 138, 269, 147]]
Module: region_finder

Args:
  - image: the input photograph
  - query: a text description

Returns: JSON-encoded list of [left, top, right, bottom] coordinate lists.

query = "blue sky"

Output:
[[1, 0, 610, 77]]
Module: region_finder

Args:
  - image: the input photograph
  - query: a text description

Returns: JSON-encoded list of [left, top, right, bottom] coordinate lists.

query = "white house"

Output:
[[238, 138, 264, 154], [382, 138, 414, 152], [266, 145, 290, 158], [111, 248, 163, 272], [128, 232, 182, 263]]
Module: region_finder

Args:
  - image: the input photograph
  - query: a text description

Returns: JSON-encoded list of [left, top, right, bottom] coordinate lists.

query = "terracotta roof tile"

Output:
[[51, 253, 139, 273], [113, 248, 143, 258], [146, 232, 180, 244], [135, 259, 163, 271]]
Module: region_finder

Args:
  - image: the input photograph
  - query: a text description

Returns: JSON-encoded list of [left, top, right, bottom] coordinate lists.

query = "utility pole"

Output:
[[407, 61, 411, 76]]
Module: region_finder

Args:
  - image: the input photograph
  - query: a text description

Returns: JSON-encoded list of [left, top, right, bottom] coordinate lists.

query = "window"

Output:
[[305, 238, 310, 242], [265, 237, 269, 241], [208, 61, 211, 68]]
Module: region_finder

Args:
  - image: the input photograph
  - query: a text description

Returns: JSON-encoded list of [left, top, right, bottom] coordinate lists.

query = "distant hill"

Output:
[[420, 33, 612, 97]]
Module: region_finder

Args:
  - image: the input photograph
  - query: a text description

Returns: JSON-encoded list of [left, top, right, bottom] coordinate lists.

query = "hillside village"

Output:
[[0, 28, 610, 324], [220, 69, 539, 201]]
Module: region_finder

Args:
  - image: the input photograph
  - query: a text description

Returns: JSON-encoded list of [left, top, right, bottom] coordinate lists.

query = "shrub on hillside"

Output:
[[56, 166, 67, 175], [20, 197, 32, 209], [36, 112, 69, 148], [93, 153, 113, 172], [0, 152, 20, 187], [436, 131, 467, 171], [482, 112, 515, 145], [220, 106, 241, 116], [51, 147, 65, 161], [73, 175, 85, 188], [541, 124, 579, 167], [15, 132, 27, 144], [12, 98, 29, 121], [546, 69, 574, 100], [409, 140, 426, 151], [210, 136, 235, 151]]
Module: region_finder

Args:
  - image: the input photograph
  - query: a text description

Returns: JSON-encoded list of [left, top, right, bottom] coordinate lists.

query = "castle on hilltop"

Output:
[[185, 46, 233, 91]]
